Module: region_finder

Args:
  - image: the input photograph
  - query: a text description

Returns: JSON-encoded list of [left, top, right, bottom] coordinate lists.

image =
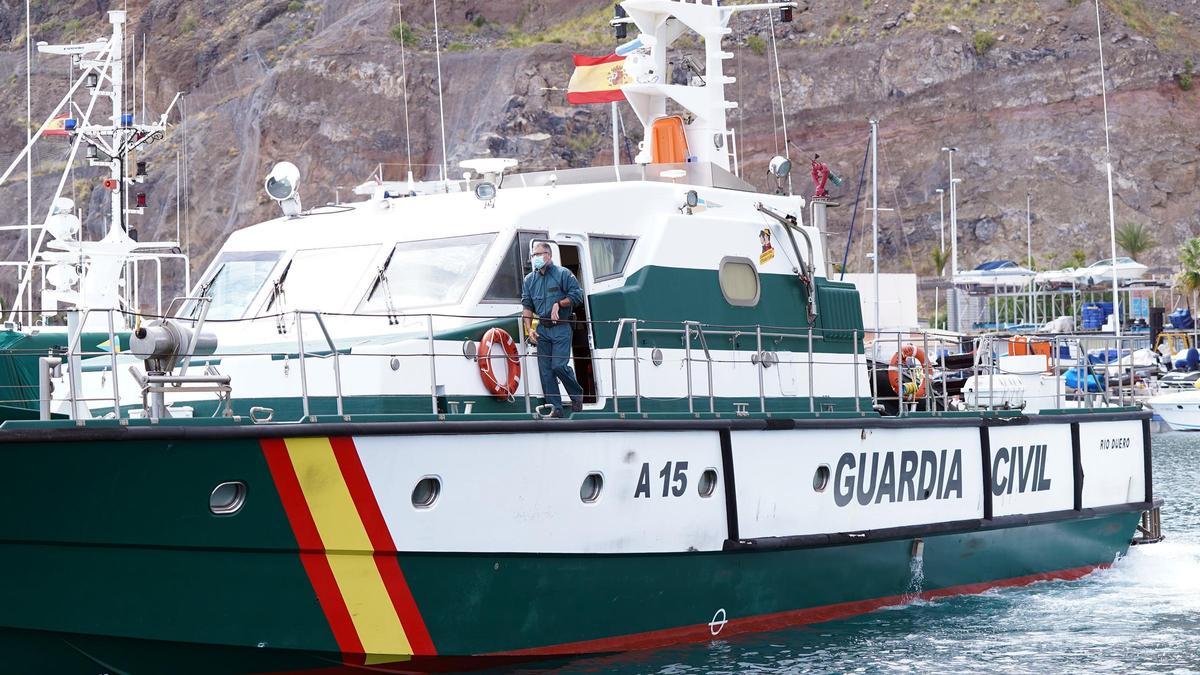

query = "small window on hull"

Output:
[[698, 469, 718, 498], [412, 477, 441, 509], [580, 473, 604, 503], [719, 257, 760, 307], [210, 481, 247, 515]]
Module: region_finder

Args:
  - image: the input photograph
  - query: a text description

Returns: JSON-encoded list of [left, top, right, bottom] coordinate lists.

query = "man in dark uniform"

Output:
[[521, 242, 585, 418]]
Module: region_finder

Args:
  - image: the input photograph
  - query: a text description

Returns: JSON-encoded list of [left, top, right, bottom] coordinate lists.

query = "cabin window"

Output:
[[484, 231, 548, 301], [269, 245, 379, 314], [360, 233, 495, 313], [590, 236, 635, 281], [186, 250, 282, 320], [719, 257, 760, 306]]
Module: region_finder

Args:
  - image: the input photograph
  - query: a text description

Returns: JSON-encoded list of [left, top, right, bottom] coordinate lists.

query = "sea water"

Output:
[[502, 433, 1200, 674]]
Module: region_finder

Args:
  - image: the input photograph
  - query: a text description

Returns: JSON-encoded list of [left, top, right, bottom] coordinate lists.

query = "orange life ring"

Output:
[[478, 327, 521, 400], [888, 344, 931, 401]]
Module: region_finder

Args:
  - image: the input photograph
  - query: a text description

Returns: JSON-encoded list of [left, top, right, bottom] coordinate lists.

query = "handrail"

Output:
[[35, 307, 1163, 424], [427, 314, 439, 415], [756, 202, 819, 322], [309, 311, 345, 418], [685, 321, 715, 414], [295, 312, 310, 420], [178, 296, 213, 377]]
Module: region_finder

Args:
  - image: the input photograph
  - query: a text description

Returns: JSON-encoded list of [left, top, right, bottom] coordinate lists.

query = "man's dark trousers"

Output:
[[536, 321, 583, 413]]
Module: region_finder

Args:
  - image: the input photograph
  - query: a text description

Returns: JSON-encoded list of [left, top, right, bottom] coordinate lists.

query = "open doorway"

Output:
[[555, 243, 598, 404]]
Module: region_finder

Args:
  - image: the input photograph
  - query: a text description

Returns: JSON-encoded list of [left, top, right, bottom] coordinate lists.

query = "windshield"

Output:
[[276, 245, 380, 312], [360, 233, 496, 312], [187, 251, 282, 320]]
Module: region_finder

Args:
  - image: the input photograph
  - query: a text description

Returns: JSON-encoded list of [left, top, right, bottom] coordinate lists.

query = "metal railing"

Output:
[[6, 307, 1163, 425]]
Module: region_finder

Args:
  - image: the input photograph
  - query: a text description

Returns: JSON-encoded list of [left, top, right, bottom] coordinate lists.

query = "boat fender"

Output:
[[478, 327, 521, 401], [888, 344, 931, 401]]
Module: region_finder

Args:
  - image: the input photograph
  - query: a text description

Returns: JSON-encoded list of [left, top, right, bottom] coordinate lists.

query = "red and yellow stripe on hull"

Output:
[[262, 437, 435, 662]]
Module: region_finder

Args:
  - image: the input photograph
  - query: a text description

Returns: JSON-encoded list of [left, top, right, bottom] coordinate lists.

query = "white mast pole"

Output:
[[937, 189, 945, 253], [942, 146, 959, 331], [1027, 190, 1034, 324], [25, 0, 33, 313], [141, 33, 146, 123], [109, 10, 125, 237], [871, 118, 879, 333], [943, 147, 958, 278], [1026, 192, 1033, 270], [432, 0, 449, 192], [768, 9, 791, 193], [1094, 0, 1121, 337], [611, 101, 620, 168], [936, 187, 944, 329], [398, 0, 413, 184]]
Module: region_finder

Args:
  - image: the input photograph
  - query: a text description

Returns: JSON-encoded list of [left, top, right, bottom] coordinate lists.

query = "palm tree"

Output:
[[1070, 249, 1088, 268], [1177, 238, 1200, 310], [931, 247, 949, 277], [1116, 222, 1156, 260]]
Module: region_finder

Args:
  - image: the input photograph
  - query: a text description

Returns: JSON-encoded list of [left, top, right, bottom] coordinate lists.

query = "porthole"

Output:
[[580, 473, 604, 503], [718, 256, 760, 307], [651, 348, 664, 367], [813, 465, 831, 492], [412, 477, 441, 509], [698, 469, 718, 498], [210, 481, 247, 515]]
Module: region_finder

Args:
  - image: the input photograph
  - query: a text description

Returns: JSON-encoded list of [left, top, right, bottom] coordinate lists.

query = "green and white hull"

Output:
[[0, 1, 1160, 671], [0, 413, 1152, 672]]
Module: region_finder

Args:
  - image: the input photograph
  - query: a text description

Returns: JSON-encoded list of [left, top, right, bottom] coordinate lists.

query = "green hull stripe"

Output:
[[0, 438, 339, 653]]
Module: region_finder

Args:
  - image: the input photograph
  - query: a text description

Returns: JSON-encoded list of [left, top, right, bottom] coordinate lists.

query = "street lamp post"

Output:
[[942, 147, 959, 277], [1027, 191, 1034, 324], [935, 187, 945, 329], [936, 188, 946, 253], [950, 178, 963, 270], [941, 146, 960, 332]]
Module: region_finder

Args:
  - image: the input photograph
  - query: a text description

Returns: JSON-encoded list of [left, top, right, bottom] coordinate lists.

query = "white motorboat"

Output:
[[953, 260, 1035, 288], [1147, 387, 1200, 431], [1071, 257, 1149, 287], [1034, 268, 1080, 286]]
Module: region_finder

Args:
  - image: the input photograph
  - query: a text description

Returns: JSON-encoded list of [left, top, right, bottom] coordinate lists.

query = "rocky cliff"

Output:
[[0, 0, 1195, 304]]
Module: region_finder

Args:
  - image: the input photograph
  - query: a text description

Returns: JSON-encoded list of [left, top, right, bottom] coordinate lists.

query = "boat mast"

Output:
[[0, 10, 184, 323], [614, 0, 797, 172], [1093, 0, 1121, 337], [108, 10, 126, 238], [870, 118, 879, 333]]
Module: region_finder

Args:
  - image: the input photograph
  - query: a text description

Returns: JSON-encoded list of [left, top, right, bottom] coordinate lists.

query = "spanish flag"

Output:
[[44, 114, 73, 137], [566, 53, 632, 105]]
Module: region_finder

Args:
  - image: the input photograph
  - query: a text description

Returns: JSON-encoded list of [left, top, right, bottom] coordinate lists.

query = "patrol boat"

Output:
[[0, 1, 1161, 672]]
